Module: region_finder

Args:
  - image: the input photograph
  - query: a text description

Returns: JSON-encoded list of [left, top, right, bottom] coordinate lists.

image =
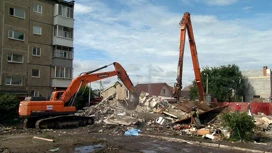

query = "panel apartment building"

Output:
[[0, 0, 74, 99]]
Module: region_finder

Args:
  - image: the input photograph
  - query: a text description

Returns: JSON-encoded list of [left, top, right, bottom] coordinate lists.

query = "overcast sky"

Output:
[[72, 0, 272, 89]]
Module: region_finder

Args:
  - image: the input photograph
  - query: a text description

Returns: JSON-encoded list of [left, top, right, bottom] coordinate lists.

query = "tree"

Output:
[[74, 85, 95, 110], [0, 93, 20, 123], [189, 64, 245, 102], [189, 82, 198, 101]]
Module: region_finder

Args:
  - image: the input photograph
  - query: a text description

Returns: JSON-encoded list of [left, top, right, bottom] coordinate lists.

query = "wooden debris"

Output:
[[162, 111, 178, 119], [33, 136, 54, 142], [196, 128, 210, 136]]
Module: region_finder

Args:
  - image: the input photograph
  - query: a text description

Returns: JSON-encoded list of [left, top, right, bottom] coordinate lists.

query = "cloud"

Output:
[[203, 0, 238, 6], [73, 0, 272, 89], [242, 6, 253, 11], [74, 3, 92, 14]]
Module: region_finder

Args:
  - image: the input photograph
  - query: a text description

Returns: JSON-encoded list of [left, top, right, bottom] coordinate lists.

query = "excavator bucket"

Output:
[[118, 93, 139, 110]]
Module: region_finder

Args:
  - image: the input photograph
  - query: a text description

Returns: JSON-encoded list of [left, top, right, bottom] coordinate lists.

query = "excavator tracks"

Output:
[[24, 117, 39, 128], [35, 115, 94, 129], [23, 115, 94, 129]]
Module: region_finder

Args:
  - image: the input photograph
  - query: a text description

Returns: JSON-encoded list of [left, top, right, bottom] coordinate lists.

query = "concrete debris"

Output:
[[77, 90, 272, 140], [254, 115, 272, 132], [0, 147, 11, 153], [103, 115, 139, 126]]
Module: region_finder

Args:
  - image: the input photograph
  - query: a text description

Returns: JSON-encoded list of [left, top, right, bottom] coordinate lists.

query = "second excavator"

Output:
[[19, 62, 139, 129], [173, 12, 204, 102]]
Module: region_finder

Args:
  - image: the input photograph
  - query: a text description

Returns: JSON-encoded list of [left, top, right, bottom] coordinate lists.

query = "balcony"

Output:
[[54, 16, 74, 28], [53, 36, 73, 47], [54, 4, 74, 28], [52, 78, 71, 88]]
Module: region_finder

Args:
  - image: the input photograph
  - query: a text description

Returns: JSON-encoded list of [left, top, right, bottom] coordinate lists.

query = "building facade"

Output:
[[0, 0, 74, 99], [242, 66, 272, 102], [135, 83, 173, 97], [101, 81, 131, 100]]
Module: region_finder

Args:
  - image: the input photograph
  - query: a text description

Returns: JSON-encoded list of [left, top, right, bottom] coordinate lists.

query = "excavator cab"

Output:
[[49, 91, 64, 101]]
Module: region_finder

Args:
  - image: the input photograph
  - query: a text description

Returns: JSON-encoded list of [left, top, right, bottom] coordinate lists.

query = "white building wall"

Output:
[[242, 68, 271, 102]]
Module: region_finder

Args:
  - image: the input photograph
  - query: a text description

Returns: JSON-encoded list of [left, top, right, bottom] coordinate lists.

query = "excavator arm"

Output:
[[60, 62, 137, 105], [173, 12, 204, 102], [19, 62, 138, 129]]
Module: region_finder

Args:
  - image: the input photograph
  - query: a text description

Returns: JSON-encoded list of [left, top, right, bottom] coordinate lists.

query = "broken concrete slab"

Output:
[[103, 115, 139, 126]]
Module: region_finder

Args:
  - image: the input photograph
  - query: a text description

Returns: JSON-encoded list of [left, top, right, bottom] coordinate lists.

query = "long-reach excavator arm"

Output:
[[173, 12, 204, 102], [19, 62, 138, 129]]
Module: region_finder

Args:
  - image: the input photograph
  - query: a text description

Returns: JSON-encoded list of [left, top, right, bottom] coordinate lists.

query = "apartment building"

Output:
[[0, 0, 74, 99]]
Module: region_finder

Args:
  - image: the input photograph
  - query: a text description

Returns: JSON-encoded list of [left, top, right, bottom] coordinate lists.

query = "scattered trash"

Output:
[[49, 148, 60, 152], [204, 133, 216, 140], [124, 129, 141, 136], [155, 117, 166, 125]]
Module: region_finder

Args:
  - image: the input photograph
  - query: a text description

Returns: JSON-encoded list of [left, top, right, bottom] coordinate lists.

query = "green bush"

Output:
[[0, 93, 20, 124], [75, 86, 95, 110], [221, 111, 255, 141]]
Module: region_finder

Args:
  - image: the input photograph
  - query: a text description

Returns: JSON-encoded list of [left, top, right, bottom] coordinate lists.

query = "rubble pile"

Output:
[[253, 113, 272, 133], [79, 92, 218, 126], [76, 91, 272, 142]]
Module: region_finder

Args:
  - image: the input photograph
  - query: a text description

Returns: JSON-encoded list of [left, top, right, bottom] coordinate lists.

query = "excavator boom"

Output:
[[61, 62, 136, 105], [19, 62, 139, 129], [173, 12, 204, 102]]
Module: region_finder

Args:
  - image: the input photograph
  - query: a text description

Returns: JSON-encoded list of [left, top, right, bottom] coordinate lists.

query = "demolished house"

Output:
[[77, 81, 272, 142]]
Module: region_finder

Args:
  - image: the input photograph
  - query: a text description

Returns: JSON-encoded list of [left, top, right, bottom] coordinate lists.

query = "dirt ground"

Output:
[[1, 123, 272, 153]]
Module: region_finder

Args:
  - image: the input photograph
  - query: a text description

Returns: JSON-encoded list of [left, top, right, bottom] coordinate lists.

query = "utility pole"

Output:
[[88, 83, 91, 106], [206, 74, 208, 94]]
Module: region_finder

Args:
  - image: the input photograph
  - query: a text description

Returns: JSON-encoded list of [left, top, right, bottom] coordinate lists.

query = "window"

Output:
[[33, 4, 42, 13], [65, 68, 71, 78], [126, 90, 130, 98], [55, 25, 73, 39], [8, 30, 24, 41], [58, 5, 73, 18], [33, 26, 42, 35], [58, 5, 63, 16], [54, 46, 73, 59], [32, 69, 40, 78], [54, 50, 73, 59], [66, 7, 73, 18], [9, 8, 25, 19], [8, 53, 23, 63], [55, 66, 72, 78], [56, 67, 64, 78], [33, 91, 40, 97], [32, 47, 41, 56], [5, 77, 23, 86]]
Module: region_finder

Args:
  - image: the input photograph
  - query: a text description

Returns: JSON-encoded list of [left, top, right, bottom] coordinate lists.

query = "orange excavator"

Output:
[[19, 62, 139, 129], [173, 12, 204, 102]]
